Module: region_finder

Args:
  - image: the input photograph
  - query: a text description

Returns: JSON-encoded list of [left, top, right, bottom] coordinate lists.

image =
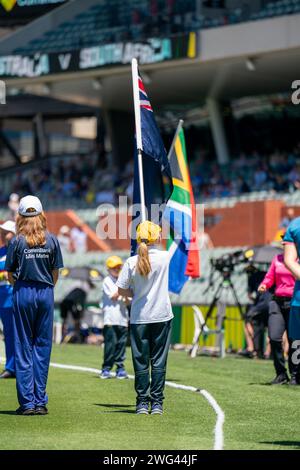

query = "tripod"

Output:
[[190, 269, 244, 358]]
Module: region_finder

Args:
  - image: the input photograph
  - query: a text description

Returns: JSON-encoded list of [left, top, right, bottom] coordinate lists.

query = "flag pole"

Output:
[[167, 119, 184, 161], [132, 58, 146, 223]]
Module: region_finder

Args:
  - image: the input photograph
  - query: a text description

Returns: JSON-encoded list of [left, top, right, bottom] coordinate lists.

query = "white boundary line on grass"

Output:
[[0, 353, 225, 450], [50, 362, 225, 450]]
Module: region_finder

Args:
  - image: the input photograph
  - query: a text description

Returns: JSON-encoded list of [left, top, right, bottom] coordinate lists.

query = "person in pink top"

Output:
[[258, 253, 295, 385]]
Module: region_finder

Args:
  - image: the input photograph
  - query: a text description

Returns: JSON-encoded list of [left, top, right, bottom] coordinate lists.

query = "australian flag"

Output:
[[131, 69, 173, 254]]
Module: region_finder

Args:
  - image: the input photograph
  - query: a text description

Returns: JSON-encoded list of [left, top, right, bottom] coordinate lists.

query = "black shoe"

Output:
[[35, 406, 48, 415], [238, 350, 254, 359], [289, 375, 299, 386], [16, 407, 35, 416], [270, 373, 289, 385], [0, 370, 15, 379]]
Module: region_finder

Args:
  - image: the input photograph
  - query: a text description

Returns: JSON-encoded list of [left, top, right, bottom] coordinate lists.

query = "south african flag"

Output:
[[164, 125, 200, 294]]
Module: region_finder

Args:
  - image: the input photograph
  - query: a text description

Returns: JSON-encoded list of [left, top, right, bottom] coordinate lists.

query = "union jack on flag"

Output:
[[131, 62, 173, 254], [137, 70, 167, 163], [139, 76, 153, 112]]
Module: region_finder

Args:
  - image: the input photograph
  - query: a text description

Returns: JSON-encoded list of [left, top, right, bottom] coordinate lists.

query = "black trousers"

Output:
[[130, 320, 172, 405], [247, 292, 271, 357], [102, 325, 128, 370], [268, 299, 292, 376]]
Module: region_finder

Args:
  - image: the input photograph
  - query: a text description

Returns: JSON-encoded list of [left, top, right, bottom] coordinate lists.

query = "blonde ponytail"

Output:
[[137, 242, 151, 276]]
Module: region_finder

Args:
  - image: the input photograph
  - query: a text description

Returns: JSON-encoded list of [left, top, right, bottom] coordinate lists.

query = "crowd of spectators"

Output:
[[190, 144, 300, 199], [1, 154, 134, 208], [2, 145, 300, 208]]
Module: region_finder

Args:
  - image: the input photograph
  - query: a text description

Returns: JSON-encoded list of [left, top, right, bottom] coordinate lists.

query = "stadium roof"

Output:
[[0, 93, 98, 119]]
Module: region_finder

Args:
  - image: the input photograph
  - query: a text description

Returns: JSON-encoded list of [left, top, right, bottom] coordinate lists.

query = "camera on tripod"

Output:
[[210, 250, 249, 274], [193, 245, 280, 358]]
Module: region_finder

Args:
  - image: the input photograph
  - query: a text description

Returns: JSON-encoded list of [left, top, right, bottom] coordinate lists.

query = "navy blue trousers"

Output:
[[130, 320, 172, 405], [289, 307, 300, 340], [0, 307, 15, 374], [102, 325, 128, 370], [13, 281, 54, 410]]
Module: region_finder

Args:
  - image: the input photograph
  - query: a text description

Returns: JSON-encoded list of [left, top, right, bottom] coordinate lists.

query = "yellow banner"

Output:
[[1, 0, 17, 12]]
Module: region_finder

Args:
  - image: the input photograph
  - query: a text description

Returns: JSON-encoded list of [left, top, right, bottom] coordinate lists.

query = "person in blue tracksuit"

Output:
[[5, 195, 63, 415], [0, 220, 16, 379]]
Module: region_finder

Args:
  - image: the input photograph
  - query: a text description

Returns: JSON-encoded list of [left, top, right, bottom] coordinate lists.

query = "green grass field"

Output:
[[1, 341, 300, 450]]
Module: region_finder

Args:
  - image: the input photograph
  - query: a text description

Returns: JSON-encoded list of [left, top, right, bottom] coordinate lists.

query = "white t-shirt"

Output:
[[57, 234, 70, 253], [102, 275, 129, 327], [116, 247, 173, 325], [70, 228, 87, 253], [198, 232, 211, 250]]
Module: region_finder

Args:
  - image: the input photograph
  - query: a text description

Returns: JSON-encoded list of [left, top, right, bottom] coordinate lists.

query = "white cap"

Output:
[[18, 195, 43, 217], [60, 225, 70, 234], [0, 220, 16, 234], [9, 193, 19, 202]]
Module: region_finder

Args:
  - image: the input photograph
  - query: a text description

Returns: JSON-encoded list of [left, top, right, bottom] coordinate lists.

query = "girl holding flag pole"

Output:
[[116, 221, 173, 414], [119, 60, 173, 414], [126, 59, 199, 413]]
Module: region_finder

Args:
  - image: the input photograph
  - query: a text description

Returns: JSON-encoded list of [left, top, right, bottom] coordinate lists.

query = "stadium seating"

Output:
[[13, 0, 300, 56], [250, 0, 300, 21], [205, 189, 300, 208], [2, 144, 300, 210]]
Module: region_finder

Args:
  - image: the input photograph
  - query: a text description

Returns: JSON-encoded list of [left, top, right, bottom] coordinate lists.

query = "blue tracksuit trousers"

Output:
[[0, 307, 15, 374], [13, 281, 54, 410]]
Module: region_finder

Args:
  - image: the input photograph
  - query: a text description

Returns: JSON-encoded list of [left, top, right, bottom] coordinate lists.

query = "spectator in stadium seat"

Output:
[[95, 189, 115, 205], [293, 179, 300, 192], [280, 208, 295, 230], [288, 164, 300, 185], [234, 177, 250, 194], [85, 187, 96, 204], [254, 165, 268, 190], [70, 222, 87, 253], [233, 153, 249, 169], [61, 179, 77, 198], [273, 174, 289, 193]]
